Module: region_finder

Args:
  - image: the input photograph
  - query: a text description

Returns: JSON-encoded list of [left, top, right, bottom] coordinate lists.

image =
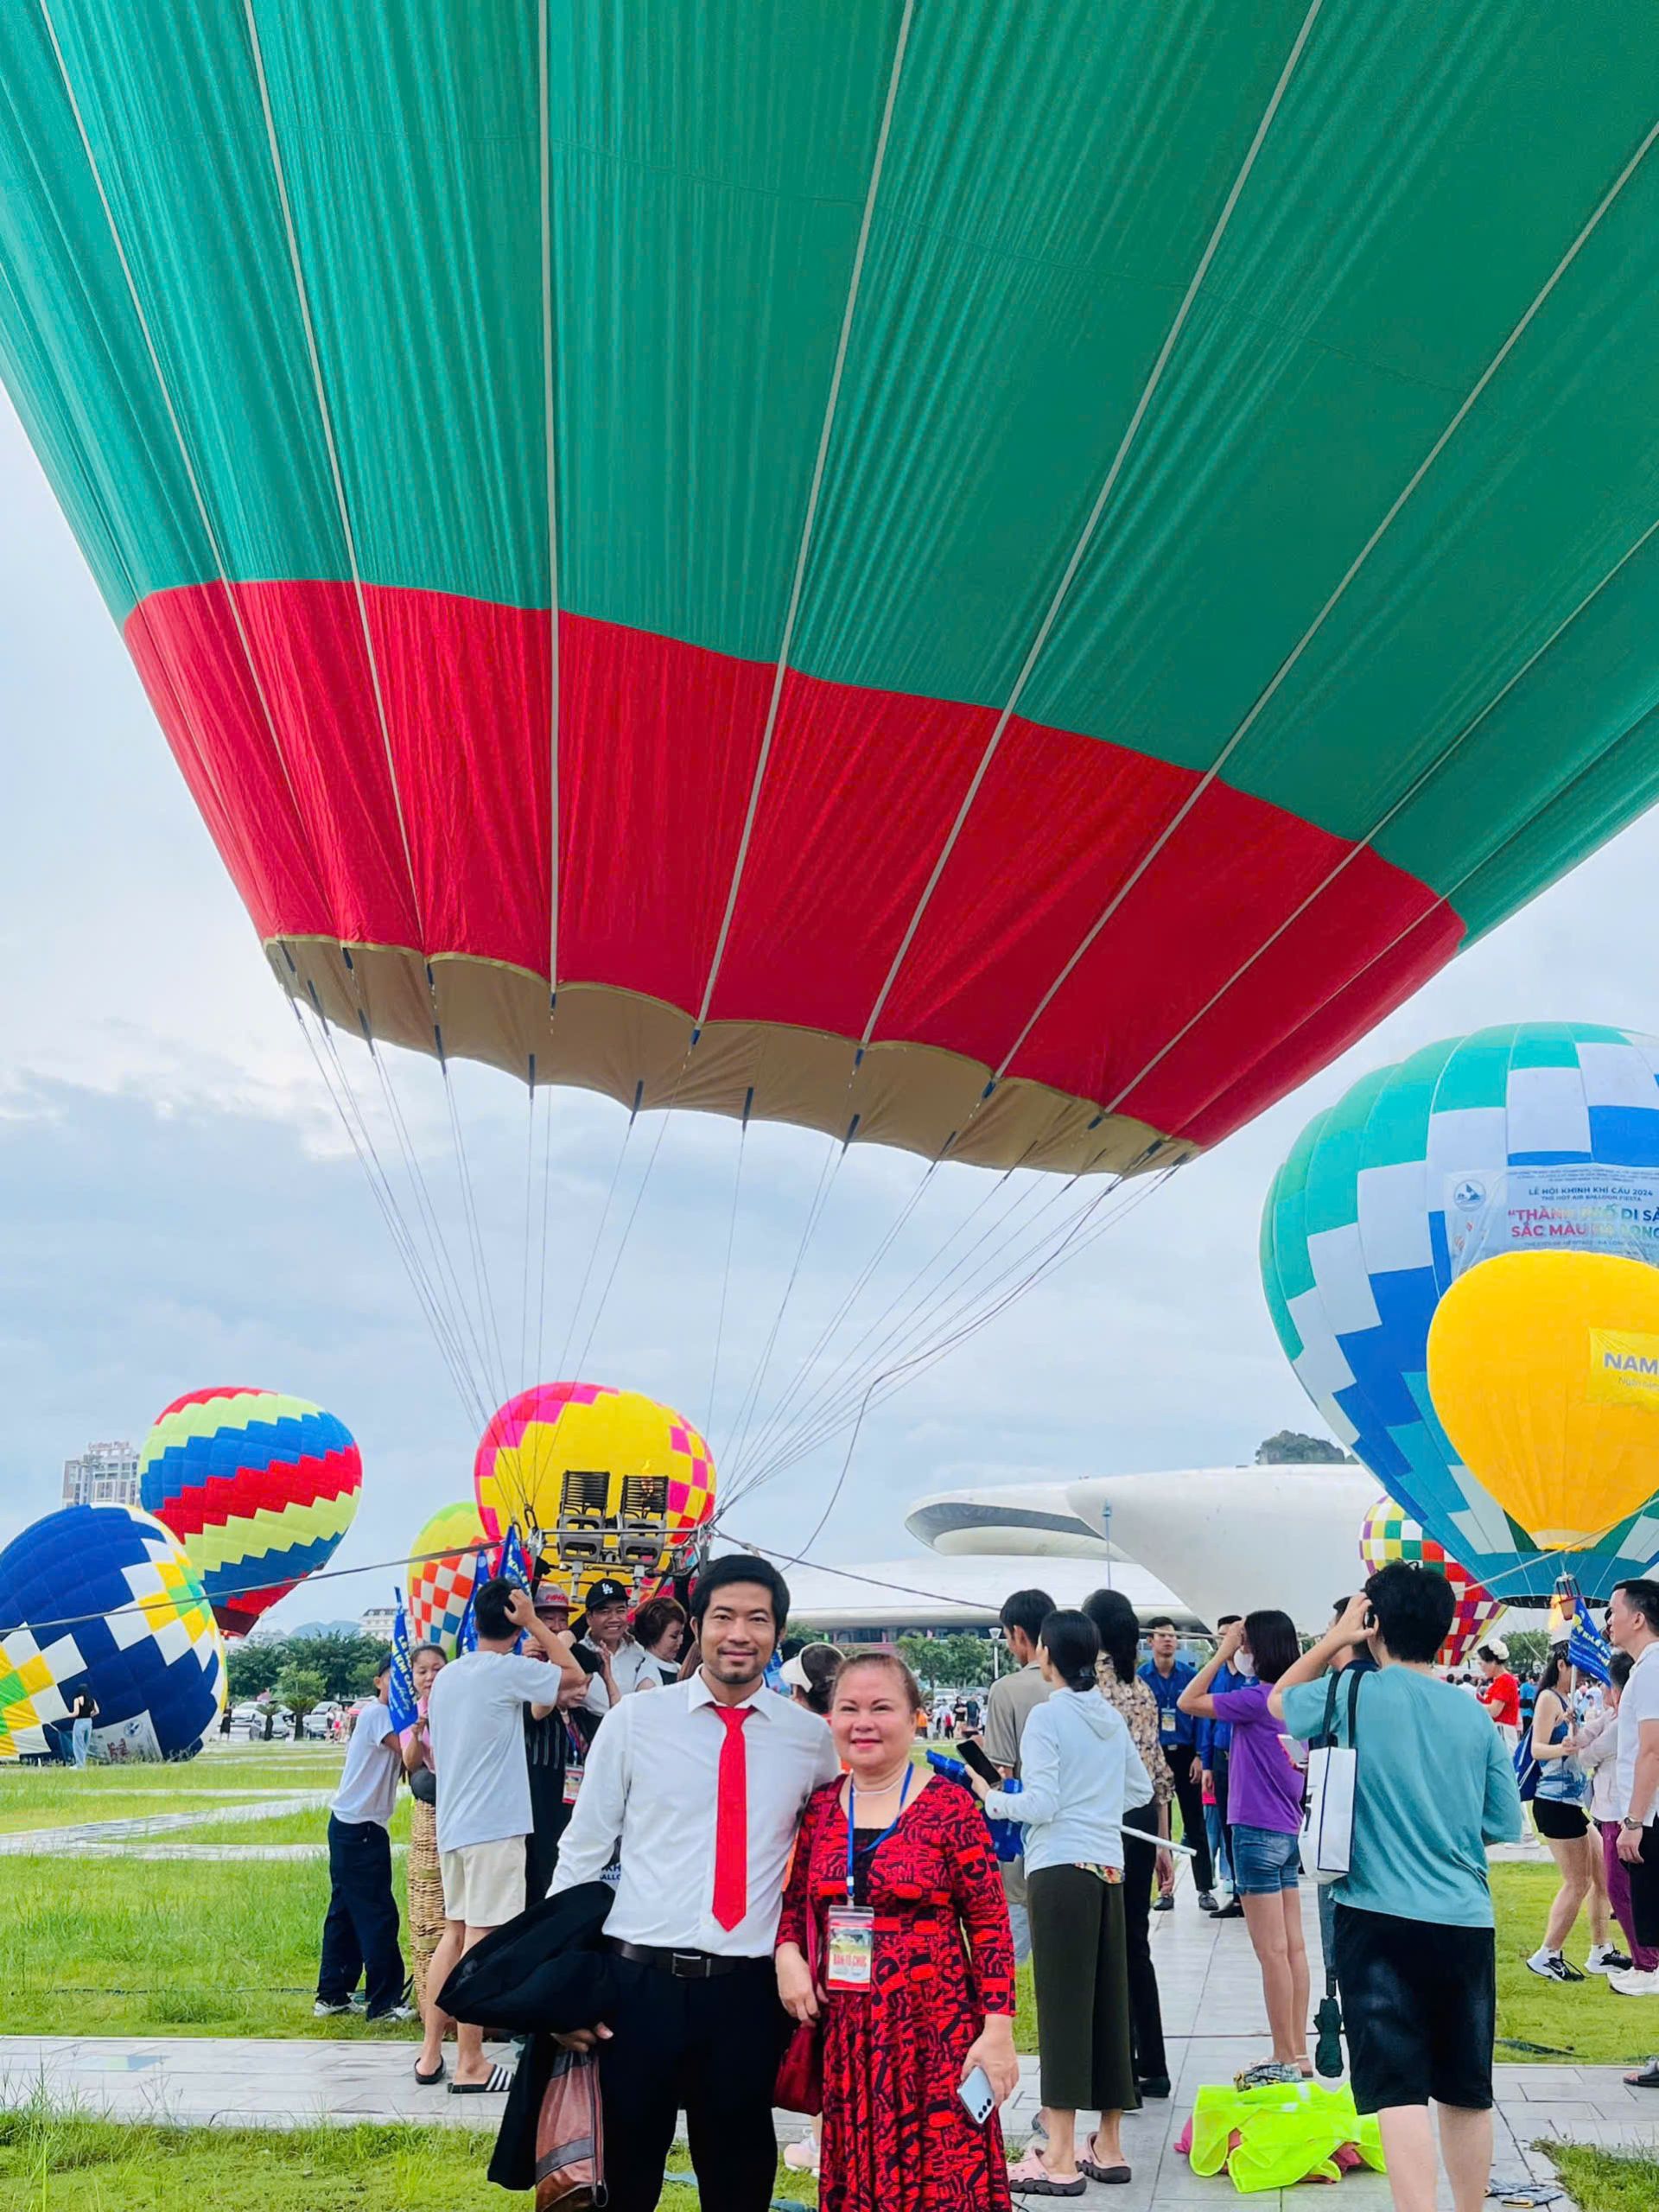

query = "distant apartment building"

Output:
[[359, 1604, 397, 1643], [62, 1440, 141, 1508]]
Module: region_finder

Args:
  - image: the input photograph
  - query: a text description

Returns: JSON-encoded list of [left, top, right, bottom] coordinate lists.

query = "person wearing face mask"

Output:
[[1179, 1611, 1308, 2088]]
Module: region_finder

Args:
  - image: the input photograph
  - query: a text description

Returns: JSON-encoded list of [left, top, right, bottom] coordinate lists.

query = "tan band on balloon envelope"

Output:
[[267, 936, 1190, 1176]]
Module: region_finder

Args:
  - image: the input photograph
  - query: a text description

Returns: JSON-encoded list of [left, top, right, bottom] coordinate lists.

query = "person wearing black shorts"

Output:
[[1525, 1648, 1618, 1981], [1274, 1566, 1522, 2212]]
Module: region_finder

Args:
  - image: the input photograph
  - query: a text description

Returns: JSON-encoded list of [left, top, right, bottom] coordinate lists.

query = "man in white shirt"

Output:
[[571, 1577, 657, 1716], [428, 1579, 588, 2091], [550, 1553, 838, 2212], [315, 1653, 410, 2022], [1609, 1580, 1659, 2030]]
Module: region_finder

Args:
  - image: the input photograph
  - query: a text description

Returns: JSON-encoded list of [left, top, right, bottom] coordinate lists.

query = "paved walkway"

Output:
[[3, 1883, 1654, 2203]]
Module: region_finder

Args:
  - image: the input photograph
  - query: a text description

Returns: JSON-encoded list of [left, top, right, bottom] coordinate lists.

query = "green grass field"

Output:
[[0, 2107, 817, 2211], [1545, 2146, 1659, 2212]]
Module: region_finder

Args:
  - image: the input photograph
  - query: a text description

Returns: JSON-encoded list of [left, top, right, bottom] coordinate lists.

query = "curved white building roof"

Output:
[[906, 1465, 1379, 1633], [782, 1553, 1203, 1636]]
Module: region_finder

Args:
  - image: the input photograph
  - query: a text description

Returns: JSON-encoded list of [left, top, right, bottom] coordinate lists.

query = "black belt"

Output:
[[601, 1936, 760, 1979]]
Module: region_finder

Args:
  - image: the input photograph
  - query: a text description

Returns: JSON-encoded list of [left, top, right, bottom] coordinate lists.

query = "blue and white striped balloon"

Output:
[[1262, 1022, 1659, 1604]]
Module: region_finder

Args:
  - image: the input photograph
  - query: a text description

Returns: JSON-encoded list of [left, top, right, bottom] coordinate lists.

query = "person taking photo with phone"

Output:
[[1271, 1568, 1522, 2212], [777, 1649, 1019, 2212]]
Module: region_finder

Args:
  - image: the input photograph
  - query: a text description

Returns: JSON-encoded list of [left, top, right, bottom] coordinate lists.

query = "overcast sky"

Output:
[[4, 394, 1657, 1628]]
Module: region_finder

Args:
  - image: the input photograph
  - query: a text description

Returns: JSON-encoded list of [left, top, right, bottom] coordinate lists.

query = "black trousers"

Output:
[[1629, 1819, 1659, 1949], [1170, 1751, 1213, 1893], [1122, 1803, 1168, 2085], [318, 1815, 404, 2014], [597, 1953, 787, 2212]]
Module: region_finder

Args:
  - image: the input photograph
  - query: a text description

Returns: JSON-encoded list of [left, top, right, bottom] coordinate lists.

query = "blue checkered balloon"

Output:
[[1262, 1023, 1659, 1604], [0, 1504, 226, 1761]]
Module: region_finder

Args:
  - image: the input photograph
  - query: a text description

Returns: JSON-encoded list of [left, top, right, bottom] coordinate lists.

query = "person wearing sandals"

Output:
[[1179, 1610, 1310, 2087], [1272, 1570, 1522, 2212], [970, 1609, 1153, 2195], [1084, 1586, 1175, 2101], [777, 1649, 1019, 2211]]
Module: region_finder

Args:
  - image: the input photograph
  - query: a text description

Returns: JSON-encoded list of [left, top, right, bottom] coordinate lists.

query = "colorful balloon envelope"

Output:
[[1427, 1250, 1659, 1552], [4, 12, 1659, 1179], [1357, 1493, 1502, 1669], [139, 1388, 362, 1637], [0, 1504, 225, 1761], [1262, 1023, 1659, 1604], [407, 1502, 490, 1655], [475, 1382, 715, 1590]]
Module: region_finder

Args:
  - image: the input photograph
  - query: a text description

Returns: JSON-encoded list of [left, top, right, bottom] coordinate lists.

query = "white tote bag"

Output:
[[1302, 1668, 1365, 1885]]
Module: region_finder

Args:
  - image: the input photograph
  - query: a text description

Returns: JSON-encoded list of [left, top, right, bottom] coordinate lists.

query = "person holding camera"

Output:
[[1271, 1567, 1522, 2212]]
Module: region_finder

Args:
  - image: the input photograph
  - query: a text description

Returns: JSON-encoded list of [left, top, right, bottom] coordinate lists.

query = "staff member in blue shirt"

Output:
[[1139, 1618, 1216, 1911]]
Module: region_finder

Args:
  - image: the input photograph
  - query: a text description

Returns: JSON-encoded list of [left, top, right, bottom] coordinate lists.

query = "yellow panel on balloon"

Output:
[[1427, 1250, 1659, 1548]]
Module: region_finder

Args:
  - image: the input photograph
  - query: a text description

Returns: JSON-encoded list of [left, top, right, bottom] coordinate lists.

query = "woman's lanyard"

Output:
[[845, 1765, 913, 1905]]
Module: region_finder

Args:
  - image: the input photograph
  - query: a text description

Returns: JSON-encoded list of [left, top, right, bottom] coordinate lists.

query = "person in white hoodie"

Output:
[[971, 1608, 1154, 2197]]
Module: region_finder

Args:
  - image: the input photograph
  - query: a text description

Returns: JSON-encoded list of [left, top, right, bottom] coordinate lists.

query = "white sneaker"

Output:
[[1586, 1944, 1632, 1975], [1609, 1968, 1659, 1997]]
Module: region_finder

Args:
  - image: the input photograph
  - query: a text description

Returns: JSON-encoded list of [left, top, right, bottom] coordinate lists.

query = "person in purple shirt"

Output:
[[1179, 1611, 1308, 2087]]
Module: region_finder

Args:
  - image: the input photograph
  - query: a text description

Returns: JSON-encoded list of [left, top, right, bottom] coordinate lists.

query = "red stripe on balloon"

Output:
[[125, 581, 1459, 1149], [155, 1450, 362, 1542]]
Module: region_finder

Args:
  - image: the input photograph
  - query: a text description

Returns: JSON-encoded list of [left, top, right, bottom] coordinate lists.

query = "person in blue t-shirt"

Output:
[[1273, 1566, 1522, 2212], [1139, 1618, 1215, 1910]]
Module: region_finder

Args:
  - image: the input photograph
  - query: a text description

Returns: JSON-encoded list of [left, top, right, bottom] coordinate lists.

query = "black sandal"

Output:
[[414, 2059, 445, 2086], [1625, 2058, 1659, 2089]]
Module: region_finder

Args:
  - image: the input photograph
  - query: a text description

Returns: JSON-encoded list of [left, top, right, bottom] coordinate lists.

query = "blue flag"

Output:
[[1567, 1599, 1613, 1687], [497, 1525, 532, 1590], [388, 1589, 418, 1732], [454, 1546, 493, 1654]]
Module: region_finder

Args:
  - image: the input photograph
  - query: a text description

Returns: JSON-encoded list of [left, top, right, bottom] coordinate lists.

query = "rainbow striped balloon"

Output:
[[139, 1388, 361, 1637]]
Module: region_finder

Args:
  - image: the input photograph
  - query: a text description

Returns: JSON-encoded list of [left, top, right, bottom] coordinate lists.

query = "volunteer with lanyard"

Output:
[[777, 1649, 1018, 2212], [1138, 1617, 1216, 1912]]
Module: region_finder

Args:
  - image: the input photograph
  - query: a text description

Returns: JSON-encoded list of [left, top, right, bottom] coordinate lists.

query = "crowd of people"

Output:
[[310, 1557, 1659, 2212]]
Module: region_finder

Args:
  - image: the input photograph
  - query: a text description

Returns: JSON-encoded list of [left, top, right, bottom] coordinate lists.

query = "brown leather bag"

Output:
[[534, 2044, 605, 2209]]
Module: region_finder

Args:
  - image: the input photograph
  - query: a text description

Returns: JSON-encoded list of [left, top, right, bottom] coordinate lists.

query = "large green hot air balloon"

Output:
[[3, 2, 1659, 1186]]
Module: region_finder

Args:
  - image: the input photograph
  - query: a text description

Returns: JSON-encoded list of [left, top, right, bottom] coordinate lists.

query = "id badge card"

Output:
[[824, 1908, 875, 1992], [1160, 1709, 1177, 1736], [563, 1762, 583, 1807]]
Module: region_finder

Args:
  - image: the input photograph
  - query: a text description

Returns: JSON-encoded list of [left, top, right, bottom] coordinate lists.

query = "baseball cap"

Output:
[[532, 1579, 572, 1612], [584, 1577, 631, 1611]]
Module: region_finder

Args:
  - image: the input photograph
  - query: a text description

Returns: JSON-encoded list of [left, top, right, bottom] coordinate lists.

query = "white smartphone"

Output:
[[958, 2064, 995, 2126]]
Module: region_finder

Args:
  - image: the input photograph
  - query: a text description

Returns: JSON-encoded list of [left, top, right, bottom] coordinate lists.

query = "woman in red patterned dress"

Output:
[[776, 1649, 1019, 2212]]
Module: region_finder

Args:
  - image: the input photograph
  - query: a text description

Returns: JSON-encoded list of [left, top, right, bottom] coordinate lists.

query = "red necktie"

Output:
[[711, 1705, 753, 1930]]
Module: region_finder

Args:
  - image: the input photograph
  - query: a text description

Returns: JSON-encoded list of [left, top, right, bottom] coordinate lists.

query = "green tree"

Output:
[[293, 1632, 385, 1703], [276, 1664, 328, 1732], [1255, 1430, 1355, 1465], [897, 1633, 991, 1690], [225, 1639, 285, 1701], [1501, 1628, 1551, 1675]]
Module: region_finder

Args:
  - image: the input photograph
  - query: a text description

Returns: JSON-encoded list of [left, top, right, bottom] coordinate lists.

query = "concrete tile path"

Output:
[[0, 1792, 332, 1857], [3, 1880, 1654, 2204]]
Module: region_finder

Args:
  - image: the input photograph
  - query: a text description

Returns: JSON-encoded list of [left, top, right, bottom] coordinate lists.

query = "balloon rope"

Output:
[[720, 1135, 846, 1484], [440, 1056, 508, 1410], [705, 1096, 752, 1442], [290, 1004, 488, 1431]]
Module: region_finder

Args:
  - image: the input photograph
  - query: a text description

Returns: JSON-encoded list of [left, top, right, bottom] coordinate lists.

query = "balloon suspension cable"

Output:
[[440, 1049, 510, 1412], [705, 1086, 753, 1440]]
